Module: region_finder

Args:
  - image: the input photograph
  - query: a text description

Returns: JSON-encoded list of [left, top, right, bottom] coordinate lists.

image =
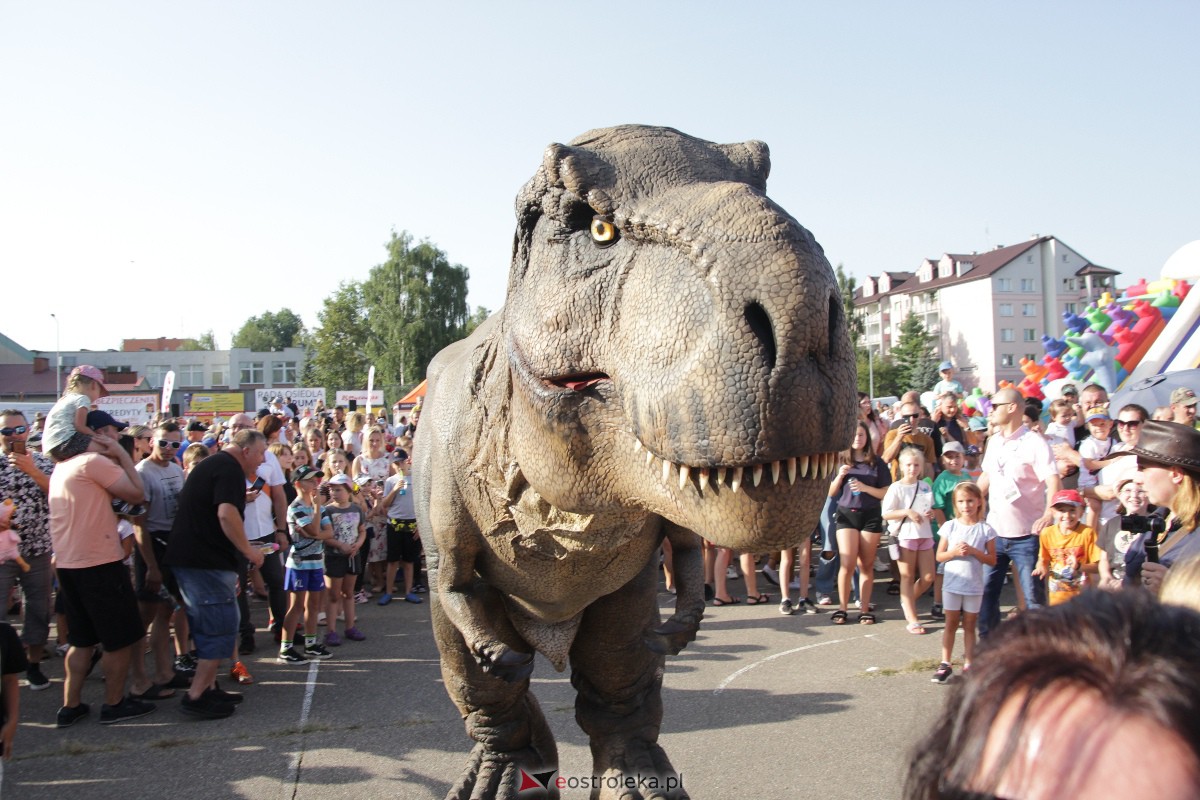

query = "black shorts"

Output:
[[57, 561, 146, 651], [133, 531, 181, 603], [835, 506, 884, 534], [324, 551, 362, 579], [387, 519, 421, 563]]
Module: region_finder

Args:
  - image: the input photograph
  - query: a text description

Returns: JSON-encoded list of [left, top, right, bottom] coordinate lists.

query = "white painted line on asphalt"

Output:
[[712, 633, 877, 695], [282, 659, 322, 797]]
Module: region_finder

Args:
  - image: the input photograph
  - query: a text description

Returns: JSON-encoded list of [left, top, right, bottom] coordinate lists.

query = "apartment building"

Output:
[[854, 235, 1119, 390]]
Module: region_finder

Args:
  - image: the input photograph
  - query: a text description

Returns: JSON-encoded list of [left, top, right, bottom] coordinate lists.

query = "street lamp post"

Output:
[[51, 313, 61, 396]]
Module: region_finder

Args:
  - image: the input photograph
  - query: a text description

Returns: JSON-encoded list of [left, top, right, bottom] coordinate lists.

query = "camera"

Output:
[[1120, 514, 1166, 536]]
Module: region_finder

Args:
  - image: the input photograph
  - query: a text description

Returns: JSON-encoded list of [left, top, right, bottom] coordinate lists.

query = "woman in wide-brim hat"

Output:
[[1120, 420, 1200, 594]]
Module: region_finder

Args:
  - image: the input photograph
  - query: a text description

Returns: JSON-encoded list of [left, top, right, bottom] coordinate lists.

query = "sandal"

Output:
[[744, 594, 770, 605], [858, 612, 876, 625], [887, 583, 901, 596], [712, 596, 740, 606], [906, 621, 928, 635], [831, 609, 848, 625]]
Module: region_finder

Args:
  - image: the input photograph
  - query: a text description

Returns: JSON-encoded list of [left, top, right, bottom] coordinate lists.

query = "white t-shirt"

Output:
[[43, 393, 91, 452], [244, 449, 287, 541], [1043, 421, 1076, 448], [939, 519, 997, 596], [1078, 435, 1116, 490], [882, 480, 934, 540]]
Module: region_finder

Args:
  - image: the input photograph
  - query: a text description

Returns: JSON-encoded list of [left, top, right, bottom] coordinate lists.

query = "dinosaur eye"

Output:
[[590, 216, 618, 246]]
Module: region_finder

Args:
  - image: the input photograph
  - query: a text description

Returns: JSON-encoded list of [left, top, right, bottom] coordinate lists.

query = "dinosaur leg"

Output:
[[432, 577, 559, 800], [571, 558, 689, 800]]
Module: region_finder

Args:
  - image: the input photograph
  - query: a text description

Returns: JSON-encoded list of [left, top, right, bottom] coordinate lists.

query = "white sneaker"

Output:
[[726, 567, 739, 580], [761, 565, 779, 586]]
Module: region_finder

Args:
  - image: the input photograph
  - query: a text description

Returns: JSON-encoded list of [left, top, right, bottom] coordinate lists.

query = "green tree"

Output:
[[834, 262, 864, 350], [360, 231, 470, 390], [890, 314, 939, 395], [856, 349, 903, 398], [232, 308, 306, 351], [179, 330, 217, 351], [465, 305, 492, 337], [307, 282, 369, 390]]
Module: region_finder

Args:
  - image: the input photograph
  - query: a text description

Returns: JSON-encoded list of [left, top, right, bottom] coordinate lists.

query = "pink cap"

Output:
[[1051, 489, 1084, 508], [70, 365, 104, 382]]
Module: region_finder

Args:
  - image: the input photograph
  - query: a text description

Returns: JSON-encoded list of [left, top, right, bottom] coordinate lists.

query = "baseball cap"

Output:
[[1051, 489, 1084, 508], [1086, 405, 1111, 423], [942, 441, 965, 455], [326, 474, 353, 487], [85, 410, 126, 432], [201, 436, 217, 448], [292, 465, 324, 484], [187, 420, 207, 432], [939, 360, 954, 372], [968, 417, 988, 431], [965, 445, 981, 456], [1171, 387, 1198, 407], [1061, 384, 1078, 396], [70, 365, 109, 396], [272, 396, 285, 404]]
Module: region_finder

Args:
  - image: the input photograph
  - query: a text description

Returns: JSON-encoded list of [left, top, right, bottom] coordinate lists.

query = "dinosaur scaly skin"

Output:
[[414, 125, 856, 800]]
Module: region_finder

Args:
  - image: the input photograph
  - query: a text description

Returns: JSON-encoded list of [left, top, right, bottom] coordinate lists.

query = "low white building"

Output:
[[854, 235, 1119, 391]]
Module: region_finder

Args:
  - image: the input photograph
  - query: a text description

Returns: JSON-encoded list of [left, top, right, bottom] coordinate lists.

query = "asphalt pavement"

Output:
[[5, 572, 1015, 799]]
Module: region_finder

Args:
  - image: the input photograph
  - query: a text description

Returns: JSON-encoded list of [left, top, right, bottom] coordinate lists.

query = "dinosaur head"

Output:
[[502, 125, 855, 550]]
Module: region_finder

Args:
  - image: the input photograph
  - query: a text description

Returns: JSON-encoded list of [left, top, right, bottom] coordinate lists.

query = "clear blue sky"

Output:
[[2, 2, 1195, 352]]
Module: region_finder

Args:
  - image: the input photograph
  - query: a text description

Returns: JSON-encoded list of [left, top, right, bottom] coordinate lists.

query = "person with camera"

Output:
[[1120, 420, 1200, 595]]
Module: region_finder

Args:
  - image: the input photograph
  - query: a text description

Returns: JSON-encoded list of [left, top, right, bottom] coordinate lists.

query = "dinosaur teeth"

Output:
[[717, 467, 727, 486], [633, 438, 642, 452], [799, 455, 810, 479], [751, 464, 762, 487], [730, 467, 742, 494], [645, 450, 654, 467], [771, 460, 781, 485], [787, 457, 797, 485], [642, 448, 845, 493], [698, 468, 709, 493], [679, 464, 690, 490], [662, 459, 671, 484]]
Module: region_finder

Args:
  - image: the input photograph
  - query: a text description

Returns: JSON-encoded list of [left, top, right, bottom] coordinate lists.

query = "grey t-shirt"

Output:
[[383, 472, 415, 520], [136, 458, 185, 532]]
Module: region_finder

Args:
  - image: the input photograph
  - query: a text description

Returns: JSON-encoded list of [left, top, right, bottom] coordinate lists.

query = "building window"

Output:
[[1000, 329, 1014, 342], [1020, 278, 1036, 292], [997, 278, 1012, 292], [1000, 354, 1015, 367], [1063, 278, 1076, 291], [272, 361, 297, 384], [212, 369, 226, 386], [239, 361, 264, 384], [144, 365, 171, 388], [1026, 353, 1039, 361], [1022, 304, 1036, 316], [999, 303, 1014, 316], [1024, 329, 1037, 342], [1064, 303, 1077, 314], [178, 364, 204, 386]]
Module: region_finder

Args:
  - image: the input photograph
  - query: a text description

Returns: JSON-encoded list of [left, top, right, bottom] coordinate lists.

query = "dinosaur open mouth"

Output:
[[632, 436, 839, 495], [544, 372, 611, 392]]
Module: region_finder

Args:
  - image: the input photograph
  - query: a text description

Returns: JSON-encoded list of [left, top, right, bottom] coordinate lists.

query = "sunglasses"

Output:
[[1116, 419, 1142, 428], [157, 440, 184, 450], [0, 426, 27, 436]]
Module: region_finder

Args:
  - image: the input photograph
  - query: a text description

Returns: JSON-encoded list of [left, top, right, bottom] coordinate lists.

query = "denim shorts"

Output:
[[173, 566, 239, 661]]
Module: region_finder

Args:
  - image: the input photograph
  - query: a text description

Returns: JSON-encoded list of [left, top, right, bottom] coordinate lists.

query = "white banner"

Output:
[[254, 387, 327, 413], [335, 390, 384, 409], [95, 394, 159, 426], [366, 366, 376, 419], [160, 370, 175, 414]]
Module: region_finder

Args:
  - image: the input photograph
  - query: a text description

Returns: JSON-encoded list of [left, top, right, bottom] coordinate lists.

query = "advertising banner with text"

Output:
[[95, 394, 159, 426], [189, 393, 247, 414], [254, 387, 327, 414], [334, 390, 384, 409]]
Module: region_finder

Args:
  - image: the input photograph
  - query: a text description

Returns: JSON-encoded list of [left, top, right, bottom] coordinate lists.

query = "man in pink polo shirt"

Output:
[[48, 435, 153, 727], [977, 387, 1060, 636]]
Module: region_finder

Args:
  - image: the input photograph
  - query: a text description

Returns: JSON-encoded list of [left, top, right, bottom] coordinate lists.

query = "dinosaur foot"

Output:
[[590, 740, 689, 800], [644, 615, 700, 656], [446, 742, 560, 800]]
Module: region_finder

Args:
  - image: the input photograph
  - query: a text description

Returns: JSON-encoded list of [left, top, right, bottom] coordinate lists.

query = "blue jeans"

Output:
[[174, 567, 240, 660], [980, 534, 1044, 637]]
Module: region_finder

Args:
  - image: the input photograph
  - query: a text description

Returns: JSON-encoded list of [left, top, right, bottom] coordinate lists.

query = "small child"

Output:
[[1077, 406, 1117, 529], [881, 448, 936, 634], [931, 361, 963, 399], [1035, 489, 1101, 605], [42, 365, 110, 462], [930, 441, 971, 619], [931, 482, 996, 683], [1042, 398, 1077, 448], [1097, 477, 1149, 589], [322, 475, 367, 645], [279, 465, 336, 663]]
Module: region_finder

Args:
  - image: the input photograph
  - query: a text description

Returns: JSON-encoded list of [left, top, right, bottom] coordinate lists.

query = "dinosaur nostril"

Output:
[[744, 302, 777, 370], [828, 294, 841, 360]]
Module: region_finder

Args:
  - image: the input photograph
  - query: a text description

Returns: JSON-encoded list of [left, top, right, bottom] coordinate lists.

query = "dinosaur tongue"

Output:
[[564, 377, 605, 391], [548, 372, 609, 392]]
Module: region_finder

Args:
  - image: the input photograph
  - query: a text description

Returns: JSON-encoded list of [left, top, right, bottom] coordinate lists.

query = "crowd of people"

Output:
[[682, 361, 1200, 691], [0, 367, 425, 753]]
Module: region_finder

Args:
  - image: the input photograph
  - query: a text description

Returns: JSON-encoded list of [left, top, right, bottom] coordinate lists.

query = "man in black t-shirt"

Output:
[[165, 430, 266, 719]]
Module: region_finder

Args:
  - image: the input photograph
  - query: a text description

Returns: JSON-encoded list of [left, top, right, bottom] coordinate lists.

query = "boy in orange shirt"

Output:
[[1034, 489, 1101, 605]]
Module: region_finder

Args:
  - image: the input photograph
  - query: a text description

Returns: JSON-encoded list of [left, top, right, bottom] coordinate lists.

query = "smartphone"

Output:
[[349, 399, 358, 412], [11, 440, 25, 455], [250, 476, 266, 492]]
